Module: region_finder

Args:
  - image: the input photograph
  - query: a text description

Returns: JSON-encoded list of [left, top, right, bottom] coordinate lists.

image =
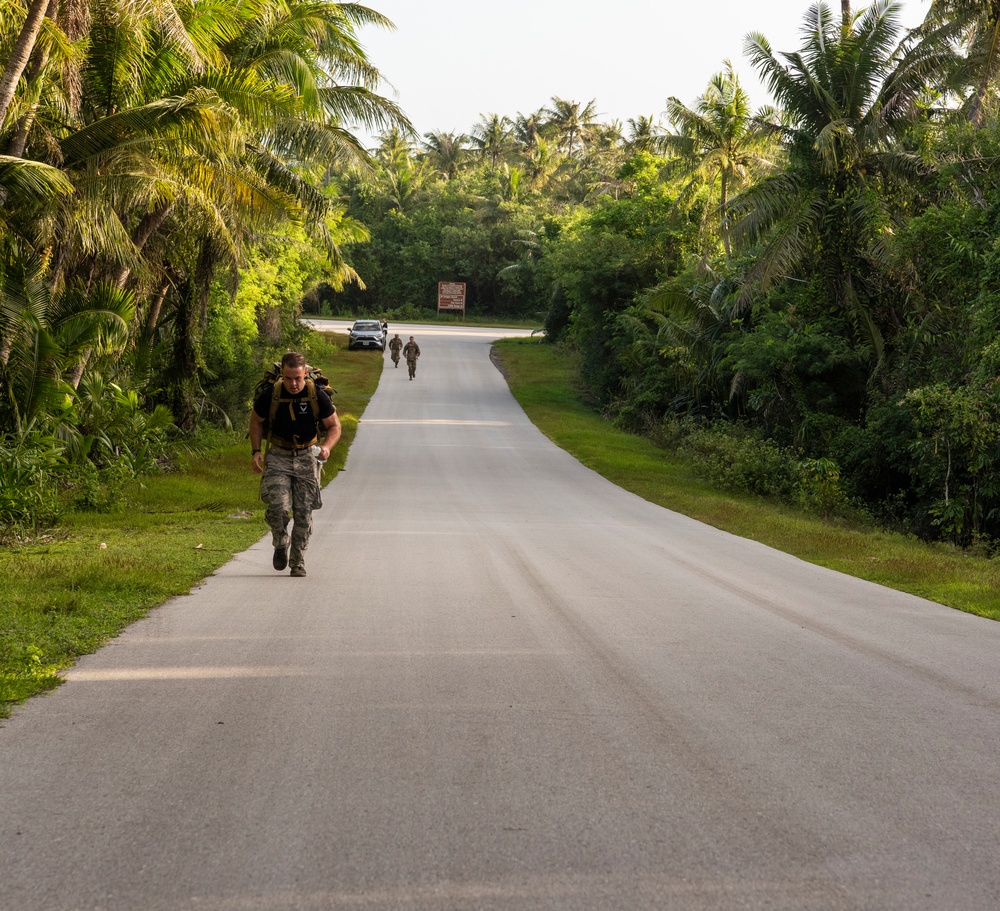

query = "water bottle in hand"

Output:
[[310, 445, 326, 463]]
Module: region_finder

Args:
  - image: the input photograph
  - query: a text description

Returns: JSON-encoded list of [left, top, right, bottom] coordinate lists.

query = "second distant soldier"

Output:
[[402, 335, 421, 380]]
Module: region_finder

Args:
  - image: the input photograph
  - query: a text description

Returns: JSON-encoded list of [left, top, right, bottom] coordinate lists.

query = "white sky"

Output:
[[355, 0, 930, 144]]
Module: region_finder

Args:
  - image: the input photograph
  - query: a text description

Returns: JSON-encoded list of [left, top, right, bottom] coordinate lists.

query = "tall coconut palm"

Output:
[[222, 0, 409, 160], [371, 129, 430, 211], [729, 1, 950, 358], [624, 115, 666, 155], [422, 130, 468, 180], [578, 120, 629, 200], [374, 127, 414, 169], [663, 62, 775, 257], [512, 109, 546, 154], [470, 113, 513, 170], [522, 137, 561, 193], [8, 0, 407, 279], [542, 96, 600, 158]]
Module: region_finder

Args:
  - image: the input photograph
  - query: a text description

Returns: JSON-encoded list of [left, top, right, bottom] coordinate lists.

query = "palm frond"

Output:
[[0, 155, 74, 209]]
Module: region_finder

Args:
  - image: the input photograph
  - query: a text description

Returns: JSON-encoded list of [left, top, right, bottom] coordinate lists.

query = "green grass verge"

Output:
[[494, 336, 1000, 623], [0, 330, 379, 717]]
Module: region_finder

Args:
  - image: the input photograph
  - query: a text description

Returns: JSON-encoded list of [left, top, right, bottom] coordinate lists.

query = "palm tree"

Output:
[[512, 109, 546, 153], [370, 128, 430, 210], [470, 113, 513, 170], [663, 62, 775, 257], [223, 0, 410, 159], [728, 0, 949, 358], [522, 137, 560, 193], [0, 155, 74, 375], [422, 130, 468, 180], [376, 127, 415, 169], [920, 0, 1000, 125], [624, 115, 666, 155], [621, 270, 737, 416], [543, 96, 600, 158]]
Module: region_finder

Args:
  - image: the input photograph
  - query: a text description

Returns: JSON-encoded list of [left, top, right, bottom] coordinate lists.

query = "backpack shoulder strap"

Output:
[[305, 377, 319, 421], [268, 377, 283, 426], [260, 377, 284, 457]]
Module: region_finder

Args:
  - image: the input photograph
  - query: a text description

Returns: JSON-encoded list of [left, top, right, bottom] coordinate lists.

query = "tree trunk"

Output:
[[171, 243, 215, 431], [66, 348, 89, 388], [5, 35, 51, 158], [720, 171, 732, 260], [7, 107, 38, 157], [145, 279, 171, 340], [841, 1, 851, 26], [172, 277, 201, 431], [113, 203, 173, 288], [0, 0, 52, 128], [56, 0, 90, 115], [195, 244, 217, 335]]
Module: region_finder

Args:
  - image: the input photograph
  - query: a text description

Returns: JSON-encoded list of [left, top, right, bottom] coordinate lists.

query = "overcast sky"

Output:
[[355, 0, 930, 145]]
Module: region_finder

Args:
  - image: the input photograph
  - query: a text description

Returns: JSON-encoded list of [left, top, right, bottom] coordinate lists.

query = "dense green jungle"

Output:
[[4, 0, 1000, 552]]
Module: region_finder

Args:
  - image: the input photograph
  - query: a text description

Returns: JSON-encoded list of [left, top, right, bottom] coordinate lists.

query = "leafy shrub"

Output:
[[69, 374, 174, 474], [63, 458, 136, 513], [678, 423, 797, 499], [384, 303, 430, 322], [794, 457, 846, 517], [0, 431, 65, 540]]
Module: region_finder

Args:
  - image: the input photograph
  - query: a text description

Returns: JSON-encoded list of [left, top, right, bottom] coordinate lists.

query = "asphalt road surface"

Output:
[[2, 324, 999, 911]]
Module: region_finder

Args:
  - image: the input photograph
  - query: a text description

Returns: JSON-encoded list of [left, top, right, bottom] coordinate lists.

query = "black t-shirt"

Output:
[[254, 382, 335, 444]]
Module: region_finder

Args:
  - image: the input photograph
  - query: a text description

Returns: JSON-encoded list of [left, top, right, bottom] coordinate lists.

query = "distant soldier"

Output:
[[402, 335, 421, 380], [388, 333, 403, 368]]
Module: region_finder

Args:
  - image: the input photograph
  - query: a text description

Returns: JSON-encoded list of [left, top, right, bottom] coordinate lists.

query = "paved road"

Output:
[[2, 326, 999, 911]]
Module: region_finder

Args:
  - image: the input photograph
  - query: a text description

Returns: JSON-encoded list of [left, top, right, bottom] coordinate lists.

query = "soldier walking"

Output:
[[402, 335, 421, 380], [249, 352, 341, 577], [388, 333, 403, 368]]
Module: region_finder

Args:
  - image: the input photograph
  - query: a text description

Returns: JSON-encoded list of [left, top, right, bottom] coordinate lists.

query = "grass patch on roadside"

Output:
[[0, 330, 379, 717], [494, 336, 1000, 623]]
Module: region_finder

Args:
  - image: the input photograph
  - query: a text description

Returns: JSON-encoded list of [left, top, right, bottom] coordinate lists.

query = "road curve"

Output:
[[1, 326, 999, 911]]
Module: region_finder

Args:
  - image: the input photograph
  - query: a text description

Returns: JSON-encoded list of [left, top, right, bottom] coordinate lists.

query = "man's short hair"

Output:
[[282, 352, 306, 370]]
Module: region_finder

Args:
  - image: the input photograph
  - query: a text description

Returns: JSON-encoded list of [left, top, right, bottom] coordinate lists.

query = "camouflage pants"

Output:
[[260, 447, 322, 569], [406, 356, 417, 378]]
